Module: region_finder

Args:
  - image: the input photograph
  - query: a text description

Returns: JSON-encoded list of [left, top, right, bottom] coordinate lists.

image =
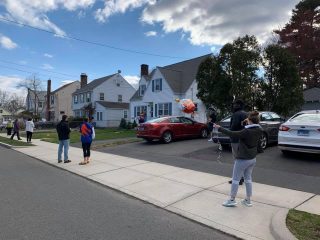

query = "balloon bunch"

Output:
[[175, 98, 196, 114]]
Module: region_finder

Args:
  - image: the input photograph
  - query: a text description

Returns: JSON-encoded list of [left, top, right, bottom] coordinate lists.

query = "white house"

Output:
[[130, 54, 211, 123], [72, 72, 136, 127]]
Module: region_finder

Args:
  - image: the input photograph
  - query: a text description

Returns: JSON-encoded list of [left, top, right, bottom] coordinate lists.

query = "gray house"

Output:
[[302, 87, 320, 110]]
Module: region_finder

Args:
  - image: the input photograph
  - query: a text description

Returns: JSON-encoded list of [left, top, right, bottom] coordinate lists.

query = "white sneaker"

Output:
[[241, 199, 253, 207], [208, 138, 213, 142], [222, 199, 237, 207]]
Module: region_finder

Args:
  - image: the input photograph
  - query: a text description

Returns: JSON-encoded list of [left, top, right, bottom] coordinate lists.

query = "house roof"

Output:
[[303, 87, 320, 101], [130, 55, 210, 100], [159, 54, 211, 93], [96, 101, 129, 109], [51, 81, 79, 94], [73, 74, 116, 94], [27, 90, 47, 100]]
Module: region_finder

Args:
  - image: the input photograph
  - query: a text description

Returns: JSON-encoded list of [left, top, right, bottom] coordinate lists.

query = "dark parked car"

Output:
[[137, 116, 208, 143], [213, 111, 284, 150]]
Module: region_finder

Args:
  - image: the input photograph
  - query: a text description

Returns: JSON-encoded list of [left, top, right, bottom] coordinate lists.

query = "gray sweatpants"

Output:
[[230, 158, 256, 199]]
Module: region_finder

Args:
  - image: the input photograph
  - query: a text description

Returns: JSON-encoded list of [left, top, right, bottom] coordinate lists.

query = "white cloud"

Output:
[[0, 75, 27, 96], [0, 0, 95, 36], [19, 60, 27, 65], [44, 53, 53, 58], [124, 75, 139, 89], [145, 31, 157, 37], [141, 0, 299, 45], [0, 34, 18, 49], [60, 80, 74, 86], [42, 63, 54, 70], [95, 0, 155, 22]]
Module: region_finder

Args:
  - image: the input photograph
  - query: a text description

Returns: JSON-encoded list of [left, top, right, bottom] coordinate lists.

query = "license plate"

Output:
[[297, 129, 309, 136]]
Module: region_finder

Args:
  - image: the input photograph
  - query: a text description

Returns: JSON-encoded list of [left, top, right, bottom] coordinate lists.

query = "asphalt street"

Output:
[[98, 138, 320, 194], [0, 146, 235, 240]]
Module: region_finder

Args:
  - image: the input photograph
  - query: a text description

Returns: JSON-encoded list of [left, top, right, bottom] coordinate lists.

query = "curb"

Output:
[[270, 209, 297, 240], [0, 141, 12, 149]]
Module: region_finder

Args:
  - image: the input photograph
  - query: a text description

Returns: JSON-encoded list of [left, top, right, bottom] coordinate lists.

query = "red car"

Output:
[[137, 116, 208, 143]]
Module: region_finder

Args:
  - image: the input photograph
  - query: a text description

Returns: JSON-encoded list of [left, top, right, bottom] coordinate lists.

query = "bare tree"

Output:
[[4, 94, 25, 114], [0, 89, 10, 107], [17, 74, 44, 116]]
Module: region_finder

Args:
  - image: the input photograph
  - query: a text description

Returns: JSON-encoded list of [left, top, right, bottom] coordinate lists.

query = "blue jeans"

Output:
[[58, 139, 69, 161], [230, 158, 256, 199]]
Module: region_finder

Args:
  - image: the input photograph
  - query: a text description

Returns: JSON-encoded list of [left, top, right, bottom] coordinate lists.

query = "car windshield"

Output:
[[290, 113, 320, 123], [146, 118, 167, 123]]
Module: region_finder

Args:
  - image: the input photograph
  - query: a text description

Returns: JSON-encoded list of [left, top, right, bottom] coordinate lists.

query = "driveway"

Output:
[[97, 138, 320, 194]]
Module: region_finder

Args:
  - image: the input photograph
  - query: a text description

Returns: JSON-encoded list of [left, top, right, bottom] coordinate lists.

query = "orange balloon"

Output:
[[180, 99, 195, 113]]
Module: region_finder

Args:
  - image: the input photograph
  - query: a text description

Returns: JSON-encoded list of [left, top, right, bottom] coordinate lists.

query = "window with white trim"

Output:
[[158, 103, 169, 116], [38, 101, 43, 108], [74, 95, 78, 104], [100, 93, 104, 101], [118, 95, 122, 102], [86, 92, 91, 102], [140, 85, 146, 96], [97, 112, 103, 121], [124, 110, 128, 119], [136, 106, 147, 117], [155, 79, 161, 91], [80, 94, 84, 103]]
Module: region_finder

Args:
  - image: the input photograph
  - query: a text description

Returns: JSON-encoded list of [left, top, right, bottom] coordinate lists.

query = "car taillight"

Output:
[[279, 125, 290, 131]]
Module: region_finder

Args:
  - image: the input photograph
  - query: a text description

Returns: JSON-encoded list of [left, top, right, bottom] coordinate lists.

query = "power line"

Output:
[[0, 59, 78, 78], [0, 17, 183, 59], [0, 64, 72, 81]]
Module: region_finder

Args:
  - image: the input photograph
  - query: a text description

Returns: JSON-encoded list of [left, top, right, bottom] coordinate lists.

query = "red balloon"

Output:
[[179, 99, 195, 113]]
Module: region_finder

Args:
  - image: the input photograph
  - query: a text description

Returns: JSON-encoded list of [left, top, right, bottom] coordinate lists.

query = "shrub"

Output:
[[132, 120, 137, 128], [119, 118, 127, 129], [126, 121, 132, 129]]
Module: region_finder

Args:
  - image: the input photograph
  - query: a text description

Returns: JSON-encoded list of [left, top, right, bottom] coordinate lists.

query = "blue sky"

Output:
[[0, 0, 298, 95]]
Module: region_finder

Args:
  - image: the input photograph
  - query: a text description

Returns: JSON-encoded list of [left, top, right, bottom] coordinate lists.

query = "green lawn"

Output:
[[0, 136, 33, 146], [21, 128, 136, 144], [287, 209, 320, 240]]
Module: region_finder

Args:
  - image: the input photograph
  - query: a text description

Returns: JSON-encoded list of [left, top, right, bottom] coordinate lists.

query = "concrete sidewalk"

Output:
[[2, 135, 319, 240]]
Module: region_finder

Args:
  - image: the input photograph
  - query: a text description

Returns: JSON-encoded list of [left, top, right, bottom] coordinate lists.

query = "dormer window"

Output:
[[152, 78, 162, 92], [155, 79, 161, 91], [100, 93, 104, 101], [140, 85, 146, 96]]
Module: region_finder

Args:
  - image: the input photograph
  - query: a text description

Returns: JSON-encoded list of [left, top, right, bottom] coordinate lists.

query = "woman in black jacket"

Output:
[[214, 111, 262, 207]]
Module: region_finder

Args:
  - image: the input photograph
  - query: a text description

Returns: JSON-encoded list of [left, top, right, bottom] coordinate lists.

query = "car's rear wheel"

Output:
[[200, 128, 208, 138], [259, 133, 268, 150], [162, 131, 173, 144]]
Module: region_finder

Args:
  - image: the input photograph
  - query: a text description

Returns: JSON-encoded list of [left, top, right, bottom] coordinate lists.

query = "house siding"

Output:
[[130, 69, 207, 123], [72, 74, 135, 123], [95, 102, 130, 127]]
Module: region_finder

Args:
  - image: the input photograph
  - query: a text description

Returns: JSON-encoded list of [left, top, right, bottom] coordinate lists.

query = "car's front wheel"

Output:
[[162, 131, 173, 144], [200, 128, 208, 138]]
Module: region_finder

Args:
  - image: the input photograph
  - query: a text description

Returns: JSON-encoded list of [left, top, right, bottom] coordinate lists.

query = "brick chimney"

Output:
[[80, 73, 88, 88], [46, 79, 51, 121], [140, 64, 149, 77]]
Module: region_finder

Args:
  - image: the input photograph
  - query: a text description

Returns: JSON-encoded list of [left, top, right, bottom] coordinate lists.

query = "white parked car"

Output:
[[278, 110, 320, 154]]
